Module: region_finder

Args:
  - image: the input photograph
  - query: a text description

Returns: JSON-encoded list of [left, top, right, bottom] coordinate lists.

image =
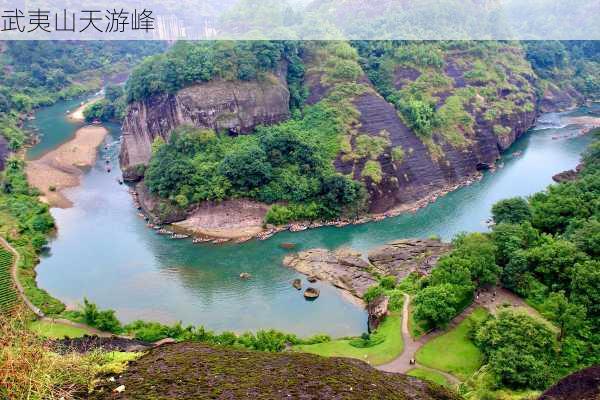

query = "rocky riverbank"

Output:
[[131, 171, 484, 244], [283, 238, 451, 302]]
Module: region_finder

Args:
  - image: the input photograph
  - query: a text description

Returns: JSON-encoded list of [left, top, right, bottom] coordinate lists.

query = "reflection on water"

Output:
[[34, 101, 597, 337]]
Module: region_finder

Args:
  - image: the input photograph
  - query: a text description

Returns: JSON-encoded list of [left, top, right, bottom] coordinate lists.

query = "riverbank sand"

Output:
[[26, 125, 108, 208], [68, 98, 101, 122]]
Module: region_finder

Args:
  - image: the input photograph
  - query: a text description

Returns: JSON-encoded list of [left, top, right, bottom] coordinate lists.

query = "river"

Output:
[[32, 100, 597, 337]]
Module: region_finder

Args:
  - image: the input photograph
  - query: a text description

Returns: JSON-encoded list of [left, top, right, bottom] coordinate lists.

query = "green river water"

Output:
[[32, 100, 597, 337]]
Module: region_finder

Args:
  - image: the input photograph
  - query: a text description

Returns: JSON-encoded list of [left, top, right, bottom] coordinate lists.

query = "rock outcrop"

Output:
[[90, 342, 461, 400], [368, 239, 452, 280], [539, 82, 584, 113], [539, 365, 600, 400], [305, 48, 538, 214], [283, 239, 451, 301], [367, 295, 389, 332], [283, 248, 376, 300], [120, 44, 542, 217], [552, 163, 583, 183], [120, 69, 290, 180]]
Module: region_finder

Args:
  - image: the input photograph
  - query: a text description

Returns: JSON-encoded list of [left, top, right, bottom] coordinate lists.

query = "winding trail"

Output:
[[377, 288, 548, 385], [376, 293, 469, 385], [0, 235, 112, 337]]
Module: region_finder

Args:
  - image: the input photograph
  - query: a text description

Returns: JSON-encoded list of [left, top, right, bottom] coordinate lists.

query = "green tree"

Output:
[[413, 283, 471, 328], [542, 291, 586, 341], [525, 238, 588, 291], [104, 84, 124, 102], [452, 232, 500, 287], [570, 260, 600, 319], [474, 310, 555, 389], [491, 197, 532, 225], [218, 145, 273, 190], [567, 217, 600, 257], [145, 148, 196, 198]]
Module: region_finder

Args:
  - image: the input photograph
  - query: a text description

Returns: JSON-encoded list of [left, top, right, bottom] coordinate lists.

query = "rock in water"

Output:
[[292, 278, 302, 290], [304, 287, 320, 300], [367, 295, 389, 332], [280, 242, 296, 250], [239, 272, 251, 280], [283, 248, 376, 300]]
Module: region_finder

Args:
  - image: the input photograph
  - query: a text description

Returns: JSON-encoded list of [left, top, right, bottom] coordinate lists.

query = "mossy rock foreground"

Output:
[[91, 342, 460, 399]]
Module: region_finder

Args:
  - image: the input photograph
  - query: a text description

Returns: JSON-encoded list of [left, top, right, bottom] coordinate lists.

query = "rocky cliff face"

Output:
[[539, 82, 584, 113], [0, 135, 8, 171], [307, 47, 538, 213], [122, 44, 540, 215], [120, 68, 290, 180]]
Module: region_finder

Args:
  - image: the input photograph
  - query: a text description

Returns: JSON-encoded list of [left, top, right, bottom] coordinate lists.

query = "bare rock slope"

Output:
[[283, 239, 451, 300]]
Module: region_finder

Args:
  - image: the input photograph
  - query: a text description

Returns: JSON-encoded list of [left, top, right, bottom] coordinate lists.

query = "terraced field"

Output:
[[0, 247, 17, 312]]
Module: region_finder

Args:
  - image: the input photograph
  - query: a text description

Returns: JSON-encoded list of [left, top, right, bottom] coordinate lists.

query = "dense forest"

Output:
[[139, 41, 370, 223], [0, 41, 164, 152], [363, 132, 600, 395]]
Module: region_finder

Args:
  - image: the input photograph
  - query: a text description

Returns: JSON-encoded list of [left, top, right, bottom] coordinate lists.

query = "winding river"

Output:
[[31, 99, 597, 337]]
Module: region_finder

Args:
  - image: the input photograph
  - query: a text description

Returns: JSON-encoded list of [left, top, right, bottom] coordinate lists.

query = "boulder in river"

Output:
[[367, 295, 389, 332], [239, 272, 251, 280], [304, 287, 320, 300], [283, 248, 376, 299], [284, 239, 450, 302], [292, 278, 302, 290]]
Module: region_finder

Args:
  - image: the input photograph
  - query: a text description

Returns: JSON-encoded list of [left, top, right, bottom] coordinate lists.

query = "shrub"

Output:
[[491, 197, 532, 225], [363, 285, 385, 303], [362, 160, 383, 183], [379, 275, 397, 290]]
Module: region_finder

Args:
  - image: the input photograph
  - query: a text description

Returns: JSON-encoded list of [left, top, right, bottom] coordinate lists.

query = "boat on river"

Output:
[[304, 287, 320, 300]]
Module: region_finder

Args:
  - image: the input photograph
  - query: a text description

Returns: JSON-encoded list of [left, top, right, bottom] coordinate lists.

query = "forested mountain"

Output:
[[119, 40, 597, 225]]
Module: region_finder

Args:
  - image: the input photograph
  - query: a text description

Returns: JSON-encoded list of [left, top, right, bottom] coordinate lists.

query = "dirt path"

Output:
[[0, 235, 113, 337], [378, 287, 551, 384], [1, 235, 45, 316], [376, 293, 469, 385]]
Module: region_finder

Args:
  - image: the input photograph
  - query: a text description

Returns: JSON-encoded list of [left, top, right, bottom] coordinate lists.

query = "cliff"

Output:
[[90, 342, 460, 400], [306, 45, 538, 213], [120, 42, 540, 219], [120, 68, 290, 180]]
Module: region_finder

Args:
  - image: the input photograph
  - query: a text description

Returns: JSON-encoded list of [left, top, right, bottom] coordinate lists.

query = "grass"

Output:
[[1, 307, 140, 399], [407, 368, 451, 387], [0, 247, 17, 313], [293, 313, 403, 366], [29, 319, 90, 339], [416, 307, 488, 381], [408, 302, 427, 339]]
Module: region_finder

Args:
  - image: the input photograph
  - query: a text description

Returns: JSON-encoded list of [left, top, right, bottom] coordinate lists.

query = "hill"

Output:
[[90, 341, 460, 399]]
